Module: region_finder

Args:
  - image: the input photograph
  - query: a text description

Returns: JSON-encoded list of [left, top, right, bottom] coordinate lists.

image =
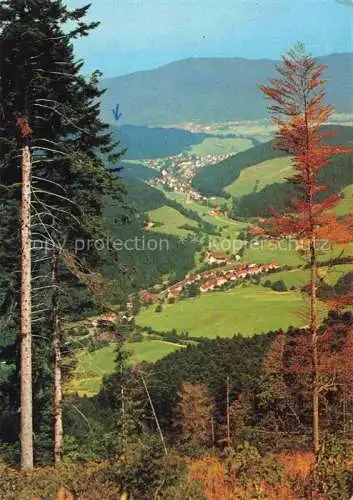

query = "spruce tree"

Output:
[[0, 0, 124, 467]]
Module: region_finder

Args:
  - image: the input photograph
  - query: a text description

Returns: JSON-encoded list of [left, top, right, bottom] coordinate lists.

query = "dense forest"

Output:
[[111, 124, 208, 160]]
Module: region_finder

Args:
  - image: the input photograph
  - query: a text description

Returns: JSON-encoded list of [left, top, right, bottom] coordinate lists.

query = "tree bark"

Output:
[[140, 373, 167, 455], [20, 144, 33, 470], [51, 250, 63, 464], [226, 375, 230, 446], [310, 234, 320, 456]]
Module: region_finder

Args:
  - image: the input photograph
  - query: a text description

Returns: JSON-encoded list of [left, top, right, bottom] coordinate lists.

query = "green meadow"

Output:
[[225, 156, 293, 197], [148, 206, 198, 236], [243, 240, 304, 266], [261, 264, 353, 289], [65, 339, 183, 397], [189, 137, 254, 156], [332, 185, 353, 216], [136, 286, 319, 338]]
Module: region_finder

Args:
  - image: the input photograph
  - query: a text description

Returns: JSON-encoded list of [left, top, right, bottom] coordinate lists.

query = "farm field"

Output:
[[261, 268, 310, 288], [188, 137, 254, 156], [159, 189, 230, 225], [150, 189, 249, 257], [65, 339, 183, 397], [148, 206, 198, 236], [243, 240, 305, 267], [332, 185, 353, 216], [244, 240, 353, 268], [194, 121, 276, 142], [225, 156, 293, 197], [323, 264, 353, 285], [136, 285, 322, 338], [260, 264, 353, 289]]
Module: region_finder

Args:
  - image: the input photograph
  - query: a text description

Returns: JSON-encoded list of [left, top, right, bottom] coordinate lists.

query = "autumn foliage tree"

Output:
[[263, 316, 353, 442], [258, 44, 352, 456], [174, 382, 215, 448]]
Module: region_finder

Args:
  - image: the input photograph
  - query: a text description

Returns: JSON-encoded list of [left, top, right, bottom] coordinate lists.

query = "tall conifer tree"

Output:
[[0, 0, 124, 467]]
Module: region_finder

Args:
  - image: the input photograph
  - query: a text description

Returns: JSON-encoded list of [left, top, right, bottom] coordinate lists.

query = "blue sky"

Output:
[[65, 0, 353, 78]]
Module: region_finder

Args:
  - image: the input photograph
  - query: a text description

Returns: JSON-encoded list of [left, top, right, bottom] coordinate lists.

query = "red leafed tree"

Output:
[[258, 44, 351, 455], [174, 382, 215, 447], [264, 320, 353, 440]]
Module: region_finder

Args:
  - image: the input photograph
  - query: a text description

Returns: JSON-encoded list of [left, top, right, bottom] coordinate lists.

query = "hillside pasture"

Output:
[[332, 185, 353, 216], [148, 206, 199, 236], [260, 264, 353, 290], [136, 286, 319, 338], [65, 339, 182, 397], [225, 156, 293, 197]]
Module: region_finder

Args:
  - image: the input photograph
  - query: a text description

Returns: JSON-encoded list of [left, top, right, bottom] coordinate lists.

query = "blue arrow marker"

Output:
[[112, 104, 122, 121]]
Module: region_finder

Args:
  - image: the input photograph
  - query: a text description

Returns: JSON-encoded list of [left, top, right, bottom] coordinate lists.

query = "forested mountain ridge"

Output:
[[100, 53, 353, 126], [112, 124, 208, 159]]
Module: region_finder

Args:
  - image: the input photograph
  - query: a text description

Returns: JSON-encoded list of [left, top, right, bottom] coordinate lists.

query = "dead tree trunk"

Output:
[[226, 375, 231, 446], [140, 372, 167, 455], [51, 250, 63, 464], [310, 234, 320, 456], [20, 144, 33, 470]]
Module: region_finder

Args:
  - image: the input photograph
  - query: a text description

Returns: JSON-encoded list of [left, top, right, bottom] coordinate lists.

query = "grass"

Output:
[[225, 157, 293, 197], [261, 268, 310, 288], [65, 339, 183, 397], [244, 239, 353, 268], [189, 137, 254, 156], [332, 185, 353, 216], [243, 240, 304, 267], [148, 205, 198, 236], [260, 264, 353, 289], [159, 189, 229, 226], [205, 121, 276, 142], [136, 285, 320, 339], [321, 264, 353, 285], [155, 188, 249, 256]]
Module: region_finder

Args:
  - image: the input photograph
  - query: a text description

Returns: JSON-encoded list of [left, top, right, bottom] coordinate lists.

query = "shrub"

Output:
[[271, 280, 288, 292], [130, 332, 143, 343], [313, 437, 353, 500]]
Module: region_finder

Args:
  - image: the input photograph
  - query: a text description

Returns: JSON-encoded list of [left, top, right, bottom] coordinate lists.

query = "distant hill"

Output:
[[192, 140, 285, 196], [101, 53, 353, 126], [193, 125, 353, 198], [229, 126, 353, 217], [118, 162, 159, 182], [122, 177, 167, 212], [114, 124, 207, 159]]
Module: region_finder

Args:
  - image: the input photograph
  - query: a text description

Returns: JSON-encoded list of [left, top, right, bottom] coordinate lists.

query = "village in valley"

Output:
[[146, 152, 231, 200], [127, 253, 281, 310]]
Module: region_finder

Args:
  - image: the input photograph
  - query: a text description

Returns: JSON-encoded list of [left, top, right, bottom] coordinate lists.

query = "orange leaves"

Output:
[[317, 214, 353, 245], [174, 382, 215, 446], [257, 47, 352, 251], [265, 322, 353, 387], [16, 117, 33, 138], [276, 451, 315, 481], [56, 487, 74, 500], [263, 332, 286, 374], [188, 457, 234, 500]]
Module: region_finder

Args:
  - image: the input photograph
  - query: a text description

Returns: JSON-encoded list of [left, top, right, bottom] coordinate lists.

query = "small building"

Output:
[[204, 251, 231, 265]]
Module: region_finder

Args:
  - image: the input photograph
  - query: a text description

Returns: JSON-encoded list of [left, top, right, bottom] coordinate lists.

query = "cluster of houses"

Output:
[[197, 262, 280, 293], [147, 152, 230, 200], [130, 260, 281, 306]]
